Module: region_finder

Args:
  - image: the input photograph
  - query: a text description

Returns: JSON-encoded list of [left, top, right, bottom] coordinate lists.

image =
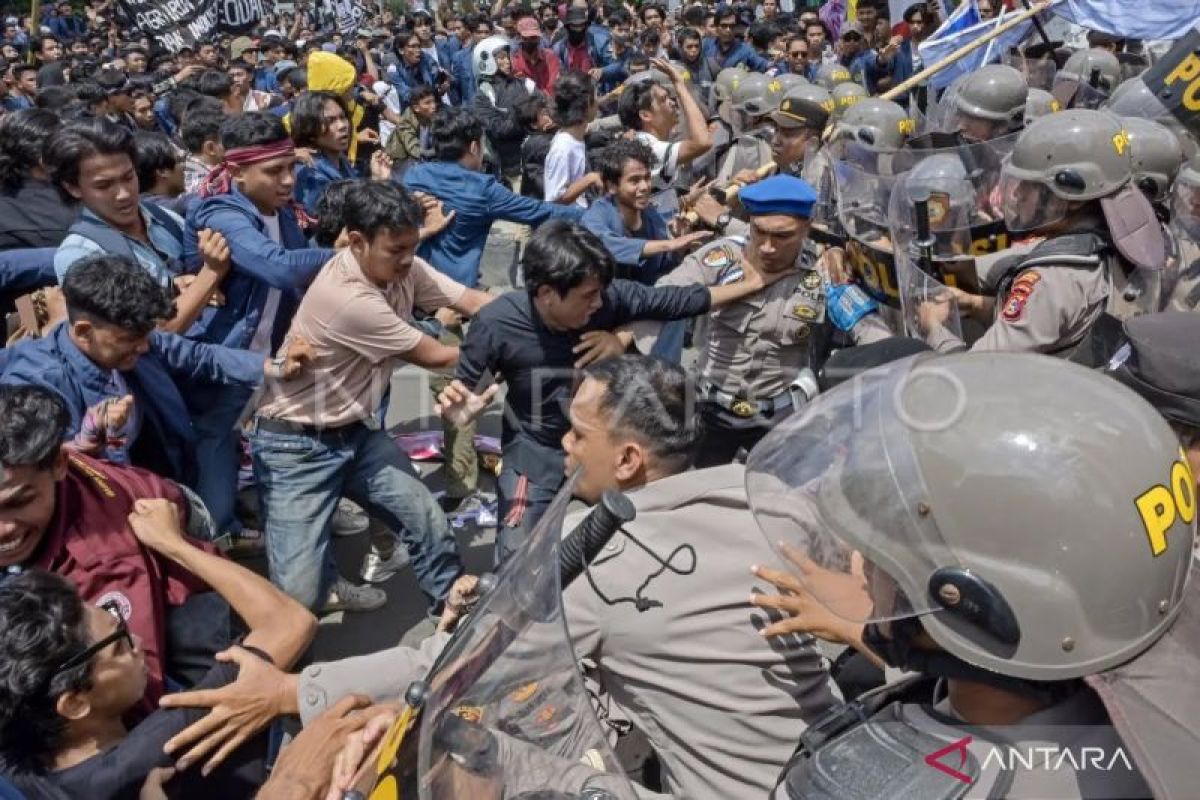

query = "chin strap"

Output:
[[861, 619, 1078, 705]]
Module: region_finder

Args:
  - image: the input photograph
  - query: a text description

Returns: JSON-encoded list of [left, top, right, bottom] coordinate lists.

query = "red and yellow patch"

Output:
[[1001, 271, 1042, 323]]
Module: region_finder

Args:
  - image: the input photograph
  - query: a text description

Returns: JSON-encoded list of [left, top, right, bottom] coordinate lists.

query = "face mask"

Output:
[[522, 40, 538, 52], [567, 28, 586, 44]]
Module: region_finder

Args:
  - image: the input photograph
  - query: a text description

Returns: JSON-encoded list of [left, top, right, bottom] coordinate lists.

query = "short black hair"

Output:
[[0, 570, 92, 774], [715, 5, 738, 24], [36, 34, 60, 55], [681, 6, 705, 26], [313, 178, 359, 247], [290, 90, 347, 150], [553, 71, 594, 128], [430, 106, 483, 161], [34, 84, 73, 111], [197, 68, 232, 99], [902, 3, 925, 23], [0, 386, 68, 471], [62, 254, 176, 336], [639, 2, 665, 21], [584, 355, 700, 472], [593, 138, 655, 186], [180, 105, 223, 153], [522, 220, 615, 297], [748, 21, 779, 50], [43, 117, 136, 194], [11, 63, 37, 82], [607, 8, 631, 25], [342, 180, 425, 240], [677, 26, 701, 45], [71, 81, 106, 107], [0, 109, 60, 195], [94, 68, 129, 96], [409, 83, 436, 106], [219, 111, 289, 150], [617, 80, 657, 131], [132, 131, 178, 192], [280, 66, 307, 90]]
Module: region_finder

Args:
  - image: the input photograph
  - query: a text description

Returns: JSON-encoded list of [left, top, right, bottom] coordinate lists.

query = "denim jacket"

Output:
[[0, 323, 263, 483], [294, 153, 358, 217], [184, 188, 333, 352]]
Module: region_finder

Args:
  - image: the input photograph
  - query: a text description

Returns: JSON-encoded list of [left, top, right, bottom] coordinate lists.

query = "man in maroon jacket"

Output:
[[0, 384, 219, 710]]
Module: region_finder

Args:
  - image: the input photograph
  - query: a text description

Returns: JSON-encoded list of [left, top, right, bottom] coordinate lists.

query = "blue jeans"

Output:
[[250, 420, 463, 611], [495, 464, 559, 566], [192, 385, 255, 536]]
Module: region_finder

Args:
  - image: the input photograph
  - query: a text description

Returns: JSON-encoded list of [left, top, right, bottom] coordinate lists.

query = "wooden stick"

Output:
[[881, 0, 1063, 101]]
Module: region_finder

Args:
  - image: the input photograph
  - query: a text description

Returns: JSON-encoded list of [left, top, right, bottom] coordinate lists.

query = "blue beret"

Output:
[[739, 175, 818, 219]]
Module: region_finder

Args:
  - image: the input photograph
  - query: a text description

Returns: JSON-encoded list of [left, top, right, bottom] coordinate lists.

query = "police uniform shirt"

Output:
[[715, 131, 774, 184], [927, 262, 1111, 356], [560, 465, 842, 799], [635, 236, 891, 399]]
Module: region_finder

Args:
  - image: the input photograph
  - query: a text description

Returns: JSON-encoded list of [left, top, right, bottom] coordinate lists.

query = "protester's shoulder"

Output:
[[474, 290, 527, 324], [188, 190, 256, 227], [67, 452, 180, 505]]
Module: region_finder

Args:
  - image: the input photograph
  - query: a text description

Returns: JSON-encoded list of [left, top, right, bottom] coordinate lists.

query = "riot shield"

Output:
[[835, 161, 903, 313], [352, 477, 639, 800], [1003, 48, 1058, 91]]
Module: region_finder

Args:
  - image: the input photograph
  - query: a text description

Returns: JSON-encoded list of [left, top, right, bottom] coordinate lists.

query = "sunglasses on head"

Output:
[[53, 600, 134, 676]]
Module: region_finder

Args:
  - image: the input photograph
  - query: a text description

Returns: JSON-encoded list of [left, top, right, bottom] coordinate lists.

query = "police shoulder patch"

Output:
[[1001, 270, 1042, 323], [703, 245, 736, 270]]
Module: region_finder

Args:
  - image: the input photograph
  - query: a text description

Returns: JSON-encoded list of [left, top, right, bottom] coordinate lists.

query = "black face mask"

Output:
[[522, 40, 538, 53], [567, 27, 586, 45]]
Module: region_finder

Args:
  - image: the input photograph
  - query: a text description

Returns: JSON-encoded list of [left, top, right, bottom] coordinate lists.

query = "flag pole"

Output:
[[881, 0, 1062, 101], [27, 0, 41, 65]]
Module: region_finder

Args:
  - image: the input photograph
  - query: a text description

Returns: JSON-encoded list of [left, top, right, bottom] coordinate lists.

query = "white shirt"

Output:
[[543, 130, 589, 207], [634, 131, 680, 184], [248, 213, 284, 355]]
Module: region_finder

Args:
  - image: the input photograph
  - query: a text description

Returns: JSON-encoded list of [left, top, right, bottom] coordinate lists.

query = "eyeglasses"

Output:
[[789, 49, 807, 57], [53, 601, 134, 676]]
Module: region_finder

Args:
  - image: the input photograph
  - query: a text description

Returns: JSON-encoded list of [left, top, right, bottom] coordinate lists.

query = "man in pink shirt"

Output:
[[512, 13, 561, 96], [252, 182, 492, 615]]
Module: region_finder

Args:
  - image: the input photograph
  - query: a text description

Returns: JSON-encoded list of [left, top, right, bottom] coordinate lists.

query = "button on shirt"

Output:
[[55, 205, 185, 286], [257, 249, 465, 428]]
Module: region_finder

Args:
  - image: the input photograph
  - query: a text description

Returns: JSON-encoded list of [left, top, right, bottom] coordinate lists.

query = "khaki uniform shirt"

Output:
[[297, 466, 840, 799], [638, 237, 891, 398], [715, 132, 773, 184], [928, 261, 1111, 355]]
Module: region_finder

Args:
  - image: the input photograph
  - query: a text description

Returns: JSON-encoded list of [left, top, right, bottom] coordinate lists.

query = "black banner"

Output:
[[118, 0, 267, 53], [1141, 26, 1200, 141]]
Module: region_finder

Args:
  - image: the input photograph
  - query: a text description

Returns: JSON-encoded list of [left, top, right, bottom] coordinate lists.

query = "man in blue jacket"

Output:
[[551, 6, 622, 87], [0, 254, 308, 490], [703, 6, 771, 72], [403, 107, 582, 290], [183, 112, 334, 545]]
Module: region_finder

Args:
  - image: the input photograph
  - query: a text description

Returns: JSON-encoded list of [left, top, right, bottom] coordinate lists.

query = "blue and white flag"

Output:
[[918, 0, 1034, 91], [1052, 0, 1200, 42]]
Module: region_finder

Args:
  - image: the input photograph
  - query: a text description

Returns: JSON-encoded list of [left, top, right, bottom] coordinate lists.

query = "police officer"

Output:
[[922, 109, 1168, 354], [714, 73, 783, 183], [636, 175, 892, 467], [830, 81, 867, 124], [832, 96, 914, 174], [770, 83, 834, 177], [1121, 116, 1185, 213], [1166, 151, 1200, 312], [1052, 46, 1122, 109], [748, 352, 1192, 799], [951, 63, 1028, 143], [1023, 87, 1060, 126], [814, 61, 852, 91]]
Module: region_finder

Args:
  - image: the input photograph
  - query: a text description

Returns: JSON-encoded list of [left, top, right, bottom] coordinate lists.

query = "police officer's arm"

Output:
[[971, 268, 1091, 354]]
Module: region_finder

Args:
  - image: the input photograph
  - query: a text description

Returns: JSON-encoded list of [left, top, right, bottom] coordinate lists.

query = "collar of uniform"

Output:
[[615, 463, 747, 515]]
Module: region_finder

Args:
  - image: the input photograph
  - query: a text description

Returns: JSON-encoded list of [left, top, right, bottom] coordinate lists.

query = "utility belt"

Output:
[[698, 379, 794, 420], [252, 415, 373, 439]]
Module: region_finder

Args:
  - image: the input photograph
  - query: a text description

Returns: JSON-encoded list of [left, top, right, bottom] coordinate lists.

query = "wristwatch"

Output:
[[715, 211, 732, 233]]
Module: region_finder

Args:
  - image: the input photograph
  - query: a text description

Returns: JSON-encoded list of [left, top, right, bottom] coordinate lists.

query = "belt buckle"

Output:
[[730, 399, 757, 418]]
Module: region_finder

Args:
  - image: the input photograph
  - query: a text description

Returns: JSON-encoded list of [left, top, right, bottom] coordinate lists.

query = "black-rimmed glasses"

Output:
[[53, 600, 134, 676]]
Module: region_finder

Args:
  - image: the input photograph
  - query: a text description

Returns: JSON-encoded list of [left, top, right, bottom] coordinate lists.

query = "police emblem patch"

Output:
[[1001, 271, 1042, 322], [454, 706, 484, 723], [510, 682, 539, 703], [703, 246, 734, 270], [801, 271, 822, 289]]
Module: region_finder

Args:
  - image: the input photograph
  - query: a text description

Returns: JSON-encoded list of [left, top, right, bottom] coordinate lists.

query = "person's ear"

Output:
[[52, 444, 70, 481], [63, 181, 84, 201], [71, 318, 93, 342], [55, 689, 92, 723], [614, 441, 646, 482], [227, 161, 245, 185]]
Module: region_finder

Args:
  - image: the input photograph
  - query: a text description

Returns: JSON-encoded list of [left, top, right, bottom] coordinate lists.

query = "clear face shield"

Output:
[[358, 477, 637, 800], [1004, 50, 1057, 91], [1171, 180, 1200, 242], [745, 357, 961, 626], [998, 167, 1069, 233], [1051, 73, 1110, 110]]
